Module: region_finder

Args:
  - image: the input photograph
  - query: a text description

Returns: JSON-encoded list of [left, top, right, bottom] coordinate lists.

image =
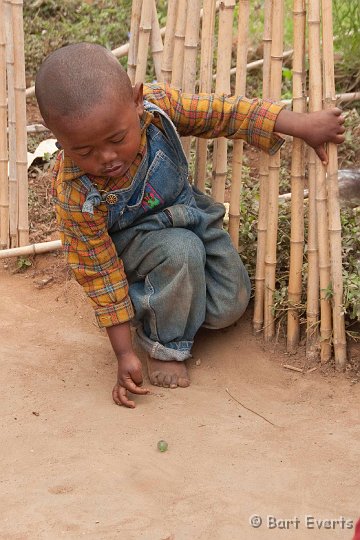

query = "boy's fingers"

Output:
[[119, 387, 136, 408], [315, 145, 328, 165], [112, 384, 136, 408], [112, 384, 123, 406], [122, 378, 150, 395], [131, 369, 144, 386]]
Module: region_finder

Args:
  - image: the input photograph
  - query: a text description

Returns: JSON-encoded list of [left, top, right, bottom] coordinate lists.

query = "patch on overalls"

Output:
[[141, 182, 163, 210]]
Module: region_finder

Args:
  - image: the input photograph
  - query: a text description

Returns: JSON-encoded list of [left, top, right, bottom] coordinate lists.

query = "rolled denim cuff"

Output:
[[135, 327, 192, 361]]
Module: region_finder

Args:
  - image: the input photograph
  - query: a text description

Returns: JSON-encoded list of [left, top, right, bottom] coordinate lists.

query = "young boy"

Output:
[[35, 43, 345, 408]]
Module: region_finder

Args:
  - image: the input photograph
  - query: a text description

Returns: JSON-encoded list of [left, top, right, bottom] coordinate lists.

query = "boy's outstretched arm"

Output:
[[274, 107, 345, 164], [106, 322, 149, 408]]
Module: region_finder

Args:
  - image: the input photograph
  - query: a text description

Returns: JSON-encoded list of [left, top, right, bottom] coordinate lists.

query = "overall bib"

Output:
[[80, 101, 251, 361]]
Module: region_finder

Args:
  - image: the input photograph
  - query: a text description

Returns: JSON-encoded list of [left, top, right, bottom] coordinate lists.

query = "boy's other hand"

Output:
[[301, 108, 345, 164], [275, 107, 345, 165], [113, 351, 149, 408]]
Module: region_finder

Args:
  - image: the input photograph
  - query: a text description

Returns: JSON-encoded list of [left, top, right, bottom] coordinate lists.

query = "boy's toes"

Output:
[[147, 356, 190, 389], [170, 375, 178, 388], [163, 374, 172, 388], [149, 370, 161, 386], [177, 377, 190, 388]]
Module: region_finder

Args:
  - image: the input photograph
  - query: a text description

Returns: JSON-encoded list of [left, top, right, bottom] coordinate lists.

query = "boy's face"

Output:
[[49, 84, 144, 178]]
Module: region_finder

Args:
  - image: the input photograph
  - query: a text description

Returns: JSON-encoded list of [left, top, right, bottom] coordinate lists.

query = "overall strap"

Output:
[[144, 100, 188, 169], [78, 175, 102, 215]]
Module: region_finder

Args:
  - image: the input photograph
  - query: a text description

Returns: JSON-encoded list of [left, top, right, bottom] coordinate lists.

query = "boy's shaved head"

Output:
[[35, 43, 133, 125]]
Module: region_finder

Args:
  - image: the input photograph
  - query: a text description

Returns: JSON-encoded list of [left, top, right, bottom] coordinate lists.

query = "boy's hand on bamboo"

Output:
[[275, 107, 345, 164], [300, 108, 345, 164], [112, 351, 149, 408]]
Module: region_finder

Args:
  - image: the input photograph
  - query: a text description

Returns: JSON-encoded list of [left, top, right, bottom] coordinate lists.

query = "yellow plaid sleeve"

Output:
[[53, 157, 134, 328], [143, 83, 285, 154]]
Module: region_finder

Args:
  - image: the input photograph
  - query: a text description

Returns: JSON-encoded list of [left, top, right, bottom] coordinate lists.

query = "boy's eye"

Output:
[[111, 138, 125, 144], [78, 149, 92, 157]]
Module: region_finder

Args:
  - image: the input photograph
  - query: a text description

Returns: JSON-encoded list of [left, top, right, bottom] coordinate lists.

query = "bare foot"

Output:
[[146, 356, 190, 388]]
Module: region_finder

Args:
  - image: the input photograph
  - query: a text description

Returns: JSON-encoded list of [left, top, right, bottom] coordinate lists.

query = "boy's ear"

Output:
[[133, 82, 144, 117]]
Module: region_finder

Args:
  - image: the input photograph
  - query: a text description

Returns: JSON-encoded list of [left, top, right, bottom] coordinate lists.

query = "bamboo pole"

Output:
[[181, 0, 202, 158], [171, 0, 188, 88], [127, 0, 142, 85], [306, 1, 322, 360], [113, 40, 135, 61], [322, 0, 347, 369], [306, 146, 320, 359], [12, 0, 28, 246], [160, 0, 178, 83], [182, 0, 202, 93], [25, 124, 49, 133], [0, 239, 62, 258], [305, 7, 320, 361], [263, 0, 284, 341], [194, 0, 216, 191], [150, 0, 163, 81], [308, 0, 332, 362], [213, 49, 294, 81], [4, 0, 17, 248], [212, 0, 235, 203], [135, 0, 153, 84], [286, 0, 306, 353], [0, 0, 9, 249], [228, 0, 250, 246], [253, 0, 273, 334], [282, 91, 360, 106]]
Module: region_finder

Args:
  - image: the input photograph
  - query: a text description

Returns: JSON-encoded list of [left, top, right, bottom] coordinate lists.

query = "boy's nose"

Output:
[[98, 147, 118, 165]]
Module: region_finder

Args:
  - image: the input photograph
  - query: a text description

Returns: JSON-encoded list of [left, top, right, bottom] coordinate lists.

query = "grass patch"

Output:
[[24, 0, 133, 84]]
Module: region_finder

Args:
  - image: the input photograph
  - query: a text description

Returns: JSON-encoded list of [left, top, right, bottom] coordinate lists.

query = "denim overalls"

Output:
[[80, 101, 251, 361]]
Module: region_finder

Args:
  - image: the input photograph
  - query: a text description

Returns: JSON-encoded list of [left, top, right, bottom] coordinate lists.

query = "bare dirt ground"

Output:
[[1, 260, 359, 540]]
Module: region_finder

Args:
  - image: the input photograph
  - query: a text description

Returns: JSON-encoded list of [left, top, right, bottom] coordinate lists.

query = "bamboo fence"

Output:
[[306, 41, 320, 361], [309, 0, 333, 362], [194, 0, 217, 192], [286, 0, 306, 353], [5, 0, 17, 248], [0, 0, 8, 249], [263, 0, 284, 341], [171, 0, 188, 89], [0, 0, 28, 249], [181, 0, 202, 158], [127, 0, 142, 85], [253, 0, 272, 333], [212, 0, 236, 204], [134, 0, 153, 84], [228, 0, 250, 245], [321, 0, 347, 369], [160, 0, 178, 83], [150, 0, 163, 81], [1, 0, 348, 366], [12, 0, 28, 246]]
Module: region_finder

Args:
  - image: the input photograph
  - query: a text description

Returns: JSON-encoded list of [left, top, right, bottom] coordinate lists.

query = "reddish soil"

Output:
[[1, 262, 359, 539], [1, 98, 358, 539]]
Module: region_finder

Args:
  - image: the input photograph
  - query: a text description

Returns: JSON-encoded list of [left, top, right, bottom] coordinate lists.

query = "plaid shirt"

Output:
[[52, 83, 285, 328]]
